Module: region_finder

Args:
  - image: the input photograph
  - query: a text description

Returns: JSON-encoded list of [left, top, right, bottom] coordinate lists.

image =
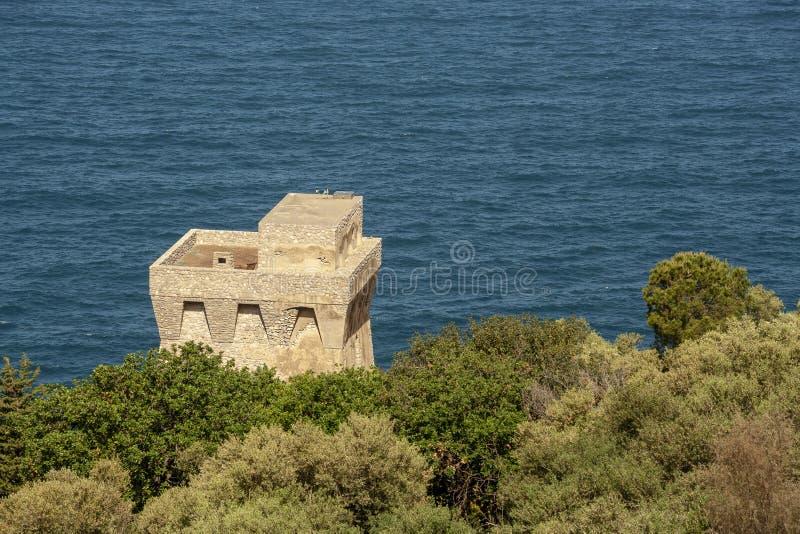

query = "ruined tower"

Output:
[[149, 192, 381, 378]]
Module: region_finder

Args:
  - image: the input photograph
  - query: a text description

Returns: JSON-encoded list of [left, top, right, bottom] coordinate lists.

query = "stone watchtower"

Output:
[[149, 192, 381, 378]]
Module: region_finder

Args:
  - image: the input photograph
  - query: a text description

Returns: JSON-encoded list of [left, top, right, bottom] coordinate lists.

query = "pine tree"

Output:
[[0, 355, 40, 496]]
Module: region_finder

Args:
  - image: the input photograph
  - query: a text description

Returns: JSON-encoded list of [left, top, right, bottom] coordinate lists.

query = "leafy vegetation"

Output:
[[0, 459, 133, 533], [137, 414, 436, 532], [383, 316, 593, 525], [1, 253, 799, 532], [0, 355, 40, 496], [705, 414, 800, 534], [13, 342, 283, 506], [642, 251, 783, 349]]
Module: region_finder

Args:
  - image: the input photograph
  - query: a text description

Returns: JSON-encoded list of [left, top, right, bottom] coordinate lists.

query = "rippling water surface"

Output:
[[2, 1, 799, 383]]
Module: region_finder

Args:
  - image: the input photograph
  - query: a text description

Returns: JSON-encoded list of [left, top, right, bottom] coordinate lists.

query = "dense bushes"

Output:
[[705, 414, 800, 534], [0, 315, 599, 528], [0, 459, 133, 533], [384, 316, 598, 524], [137, 414, 438, 532], [13, 342, 283, 506], [495, 313, 800, 532], [2, 254, 800, 531]]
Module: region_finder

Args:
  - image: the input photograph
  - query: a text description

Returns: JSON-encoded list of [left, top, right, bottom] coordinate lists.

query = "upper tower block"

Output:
[[258, 192, 363, 272]]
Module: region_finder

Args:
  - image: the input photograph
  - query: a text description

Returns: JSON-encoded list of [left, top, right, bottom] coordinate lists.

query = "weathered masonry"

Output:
[[149, 192, 381, 378]]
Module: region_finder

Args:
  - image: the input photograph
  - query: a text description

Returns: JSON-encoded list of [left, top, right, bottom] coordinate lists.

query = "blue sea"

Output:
[[2, 1, 799, 384]]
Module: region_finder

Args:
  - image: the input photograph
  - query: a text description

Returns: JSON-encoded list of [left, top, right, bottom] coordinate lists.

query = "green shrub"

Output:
[[621, 471, 709, 533], [385, 333, 526, 524], [267, 366, 385, 432], [0, 459, 133, 533], [499, 418, 664, 529], [468, 315, 592, 391], [370, 502, 475, 533], [745, 284, 784, 322], [602, 379, 678, 440], [135, 486, 213, 533], [139, 487, 357, 534], [139, 413, 430, 531]]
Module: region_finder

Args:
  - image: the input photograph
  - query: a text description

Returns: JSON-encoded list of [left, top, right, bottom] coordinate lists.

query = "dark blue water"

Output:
[[2, 1, 799, 383]]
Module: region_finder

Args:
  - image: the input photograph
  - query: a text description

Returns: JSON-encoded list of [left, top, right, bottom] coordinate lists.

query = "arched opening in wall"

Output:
[[180, 302, 211, 340], [289, 307, 322, 346], [234, 304, 267, 342]]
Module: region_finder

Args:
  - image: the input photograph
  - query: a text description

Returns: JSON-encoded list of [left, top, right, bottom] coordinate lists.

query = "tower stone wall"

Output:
[[149, 192, 381, 378]]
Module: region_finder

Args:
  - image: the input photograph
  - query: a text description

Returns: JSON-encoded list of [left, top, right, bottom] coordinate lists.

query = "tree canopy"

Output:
[[642, 251, 782, 349]]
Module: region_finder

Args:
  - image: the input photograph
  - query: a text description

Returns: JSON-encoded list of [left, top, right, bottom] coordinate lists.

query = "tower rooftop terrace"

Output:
[[175, 244, 258, 270], [261, 192, 359, 227]]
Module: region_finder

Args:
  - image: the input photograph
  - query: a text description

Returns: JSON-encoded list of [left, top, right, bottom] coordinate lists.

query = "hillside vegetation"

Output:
[[1, 252, 799, 533]]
